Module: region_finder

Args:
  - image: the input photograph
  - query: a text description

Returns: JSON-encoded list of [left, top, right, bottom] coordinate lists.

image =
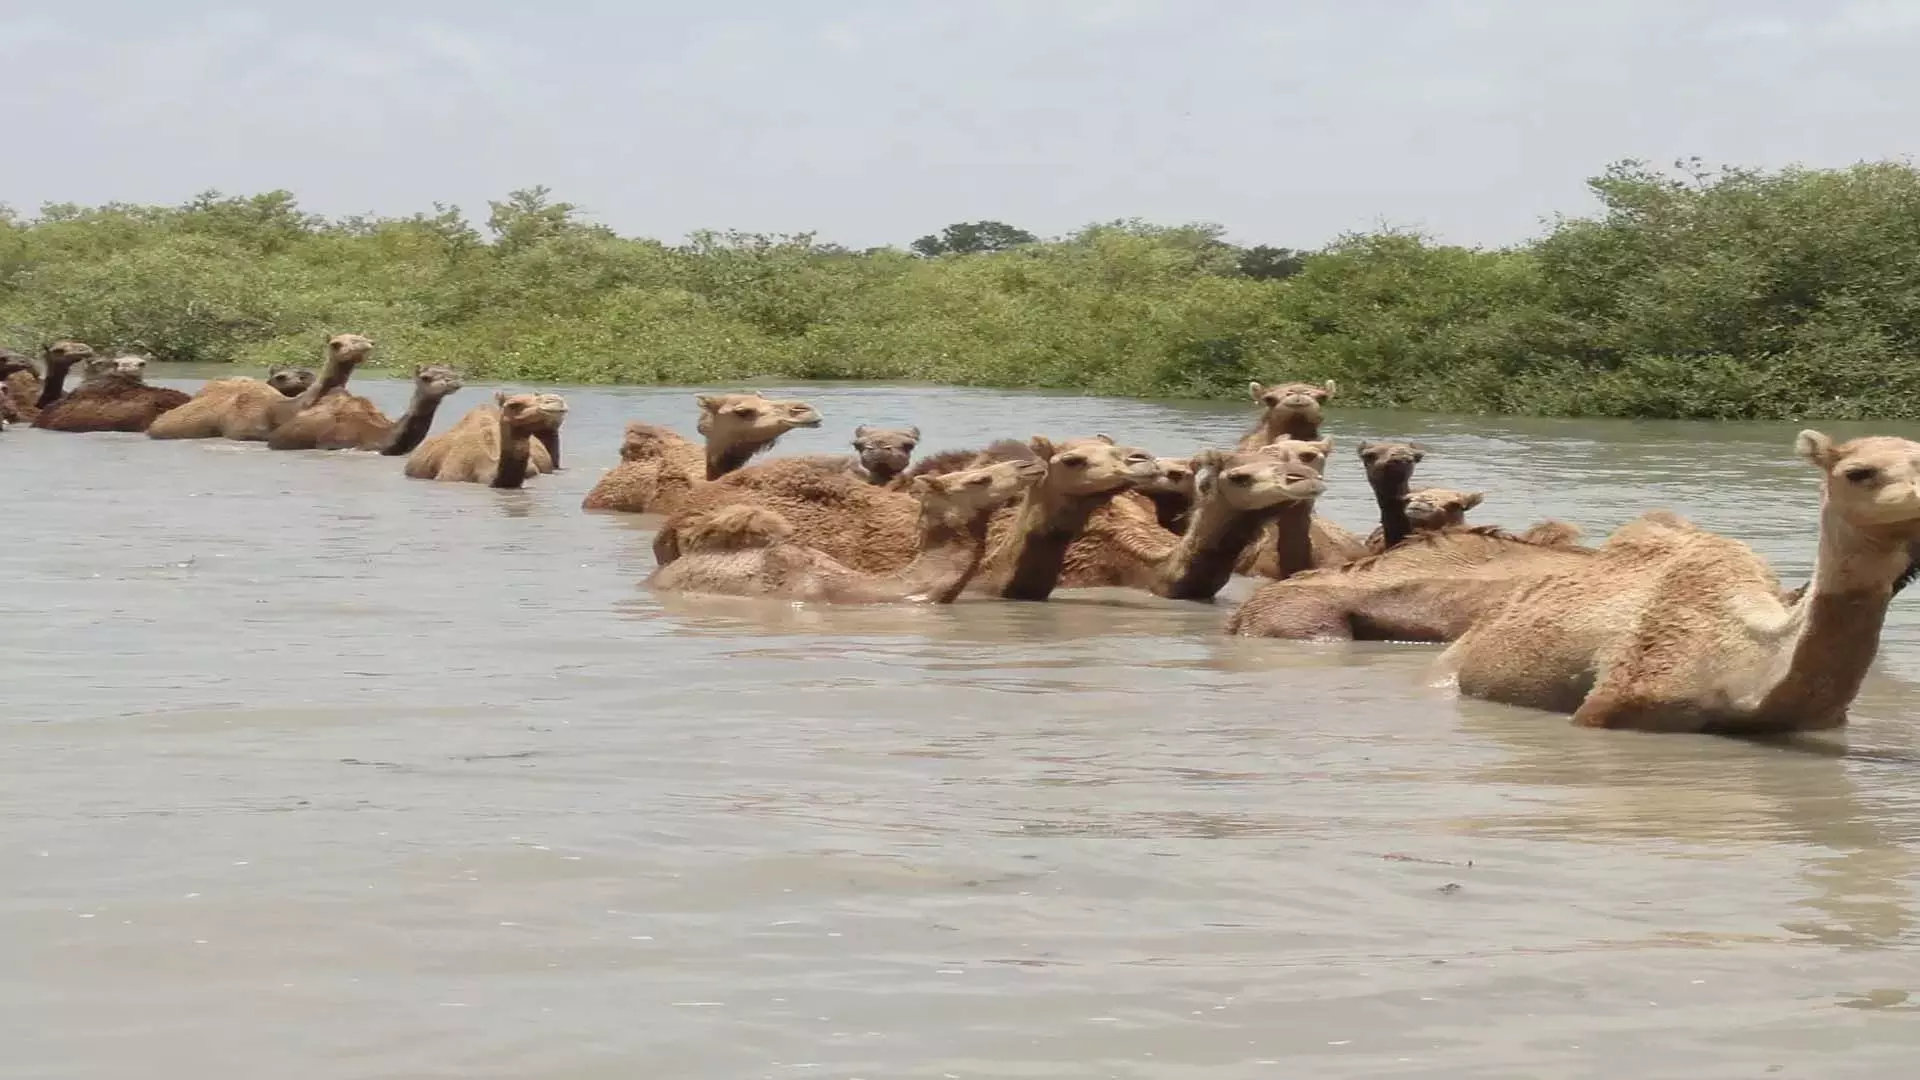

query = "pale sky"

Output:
[[5, 1, 1917, 249]]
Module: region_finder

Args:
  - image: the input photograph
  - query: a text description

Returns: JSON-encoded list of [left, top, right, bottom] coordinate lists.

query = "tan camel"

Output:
[[406, 391, 565, 476], [1437, 431, 1920, 734], [771, 425, 923, 488], [33, 355, 191, 432], [268, 352, 458, 453], [1361, 487, 1487, 551], [647, 455, 1047, 604], [148, 334, 372, 441], [1, 341, 94, 425], [1062, 440, 1332, 599], [1239, 380, 1336, 447], [1129, 457, 1198, 533], [406, 391, 569, 487], [580, 392, 824, 515], [652, 435, 1161, 600], [1226, 523, 1597, 641], [0, 348, 36, 425]]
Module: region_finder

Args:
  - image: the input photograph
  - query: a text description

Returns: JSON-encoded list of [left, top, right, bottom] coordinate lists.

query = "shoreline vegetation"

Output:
[[5, 157, 1920, 421]]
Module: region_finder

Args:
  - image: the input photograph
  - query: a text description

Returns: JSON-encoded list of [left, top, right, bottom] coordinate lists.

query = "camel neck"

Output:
[[37, 362, 74, 408], [1270, 503, 1318, 580], [378, 390, 447, 456], [295, 356, 355, 411], [535, 428, 561, 470], [707, 438, 771, 480], [1155, 495, 1288, 600], [1260, 415, 1320, 444], [899, 505, 992, 603], [863, 461, 903, 487], [1751, 504, 1909, 728], [1370, 464, 1415, 549], [491, 419, 535, 489], [1144, 490, 1193, 534], [994, 489, 1108, 601]]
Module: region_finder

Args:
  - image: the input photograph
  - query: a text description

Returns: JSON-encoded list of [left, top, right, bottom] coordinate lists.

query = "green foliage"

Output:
[[5, 159, 1920, 419]]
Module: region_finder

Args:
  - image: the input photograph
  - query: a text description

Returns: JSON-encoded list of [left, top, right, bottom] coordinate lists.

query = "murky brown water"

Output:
[[8, 369, 1920, 1078]]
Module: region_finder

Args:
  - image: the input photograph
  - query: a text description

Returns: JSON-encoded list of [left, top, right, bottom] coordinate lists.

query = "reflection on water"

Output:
[[5, 371, 1920, 1077]]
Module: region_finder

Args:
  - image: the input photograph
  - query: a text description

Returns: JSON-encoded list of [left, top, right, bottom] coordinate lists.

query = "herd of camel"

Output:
[[7, 332, 1920, 741]]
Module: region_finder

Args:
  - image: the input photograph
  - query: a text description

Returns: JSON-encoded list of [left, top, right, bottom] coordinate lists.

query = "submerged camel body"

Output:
[[405, 392, 565, 476], [149, 334, 371, 442], [407, 391, 570, 486], [580, 392, 823, 515], [1437, 432, 1920, 735], [648, 456, 1047, 603], [1, 342, 95, 426], [34, 355, 191, 433], [269, 356, 461, 454]]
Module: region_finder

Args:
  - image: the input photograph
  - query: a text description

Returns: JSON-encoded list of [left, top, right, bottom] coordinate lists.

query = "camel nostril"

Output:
[[1226, 472, 1254, 485]]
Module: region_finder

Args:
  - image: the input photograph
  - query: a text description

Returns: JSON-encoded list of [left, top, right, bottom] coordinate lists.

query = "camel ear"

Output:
[[494, 390, 509, 405], [1356, 440, 1378, 463], [1461, 491, 1485, 511], [696, 394, 722, 413], [1028, 435, 1056, 459], [904, 425, 920, 440], [853, 424, 874, 439], [1319, 380, 1337, 399], [413, 363, 425, 375], [1310, 437, 1333, 456], [909, 475, 943, 496], [1091, 433, 1116, 445], [1795, 429, 1838, 470], [1192, 449, 1229, 480]]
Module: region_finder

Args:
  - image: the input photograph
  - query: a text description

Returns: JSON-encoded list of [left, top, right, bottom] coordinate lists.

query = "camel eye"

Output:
[[901, 442, 916, 452], [1262, 396, 1280, 407], [1299, 452, 1321, 464], [1059, 453, 1087, 467], [1845, 465, 1881, 483], [966, 474, 992, 486]]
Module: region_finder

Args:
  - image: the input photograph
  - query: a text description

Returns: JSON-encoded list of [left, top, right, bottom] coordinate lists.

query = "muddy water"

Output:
[[6, 370, 1920, 1079]]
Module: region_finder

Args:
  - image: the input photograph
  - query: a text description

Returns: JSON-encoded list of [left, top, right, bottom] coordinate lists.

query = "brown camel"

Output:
[[1225, 523, 1597, 641], [406, 391, 569, 487], [652, 435, 1161, 601], [34, 354, 192, 433], [267, 350, 458, 453], [0, 348, 35, 425], [148, 334, 372, 441], [1238, 380, 1335, 448], [580, 392, 824, 515], [2, 341, 94, 425], [1073, 441, 1334, 599], [647, 455, 1047, 604], [1437, 431, 1920, 735], [769, 425, 923, 488], [406, 391, 565, 476], [1129, 457, 1198, 533], [1351, 441, 1424, 553]]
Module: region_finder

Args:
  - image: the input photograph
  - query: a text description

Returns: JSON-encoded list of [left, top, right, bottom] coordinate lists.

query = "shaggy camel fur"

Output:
[[149, 334, 371, 441], [407, 391, 569, 487], [1056, 441, 1332, 599], [580, 392, 824, 514], [34, 355, 191, 432], [1225, 523, 1596, 641], [405, 392, 564, 476], [653, 435, 1161, 600], [773, 425, 923, 488], [268, 353, 458, 453], [3, 341, 94, 425], [1438, 432, 1920, 734], [1239, 380, 1335, 447], [647, 456, 1047, 604]]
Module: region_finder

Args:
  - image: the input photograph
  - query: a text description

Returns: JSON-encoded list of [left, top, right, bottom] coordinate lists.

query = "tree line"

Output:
[[3, 156, 1918, 419]]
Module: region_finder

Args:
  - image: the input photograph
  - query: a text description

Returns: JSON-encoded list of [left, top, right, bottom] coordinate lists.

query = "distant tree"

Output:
[[1237, 244, 1306, 281], [910, 220, 1037, 257], [487, 185, 610, 252]]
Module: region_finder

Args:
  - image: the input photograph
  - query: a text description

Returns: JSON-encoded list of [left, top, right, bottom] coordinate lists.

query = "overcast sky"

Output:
[[4, 1, 1916, 250]]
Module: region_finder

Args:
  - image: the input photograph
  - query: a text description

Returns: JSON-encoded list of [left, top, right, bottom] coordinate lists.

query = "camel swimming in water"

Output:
[[580, 392, 824, 515]]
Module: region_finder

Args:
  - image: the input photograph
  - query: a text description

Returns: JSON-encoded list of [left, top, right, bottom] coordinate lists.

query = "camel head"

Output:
[[1404, 487, 1484, 530], [0, 348, 34, 378], [694, 392, 823, 450], [43, 340, 95, 371], [495, 390, 569, 432], [909, 455, 1048, 519], [266, 367, 317, 397], [1249, 379, 1335, 429], [852, 424, 919, 481], [325, 333, 376, 369], [411, 364, 464, 401], [1194, 438, 1330, 511], [1136, 457, 1198, 500], [1026, 434, 1159, 497], [80, 354, 147, 385], [1357, 439, 1424, 483], [1797, 430, 1920, 534]]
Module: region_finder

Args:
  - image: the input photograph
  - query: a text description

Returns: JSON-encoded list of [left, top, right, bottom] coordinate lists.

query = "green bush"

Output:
[[5, 163, 1920, 420]]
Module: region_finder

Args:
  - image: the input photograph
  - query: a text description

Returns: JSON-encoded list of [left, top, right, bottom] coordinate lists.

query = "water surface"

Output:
[[6, 371, 1920, 1078]]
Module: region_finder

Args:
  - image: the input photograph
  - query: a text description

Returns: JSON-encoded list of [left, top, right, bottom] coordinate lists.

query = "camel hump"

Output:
[[1517, 519, 1583, 546], [679, 505, 795, 551]]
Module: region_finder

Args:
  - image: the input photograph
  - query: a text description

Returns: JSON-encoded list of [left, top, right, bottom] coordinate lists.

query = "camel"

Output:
[[652, 434, 1162, 600], [579, 392, 824, 515], [148, 334, 372, 442], [647, 455, 1047, 604], [1225, 523, 1597, 641], [1061, 440, 1333, 599], [1349, 440, 1424, 553], [405, 391, 566, 476], [762, 425, 922, 488], [406, 391, 569, 487], [1130, 457, 1198, 533], [1436, 431, 1920, 735], [1239, 380, 1336, 447], [1, 341, 94, 425], [33, 354, 192, 433], [267, 349, 458, 453]]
